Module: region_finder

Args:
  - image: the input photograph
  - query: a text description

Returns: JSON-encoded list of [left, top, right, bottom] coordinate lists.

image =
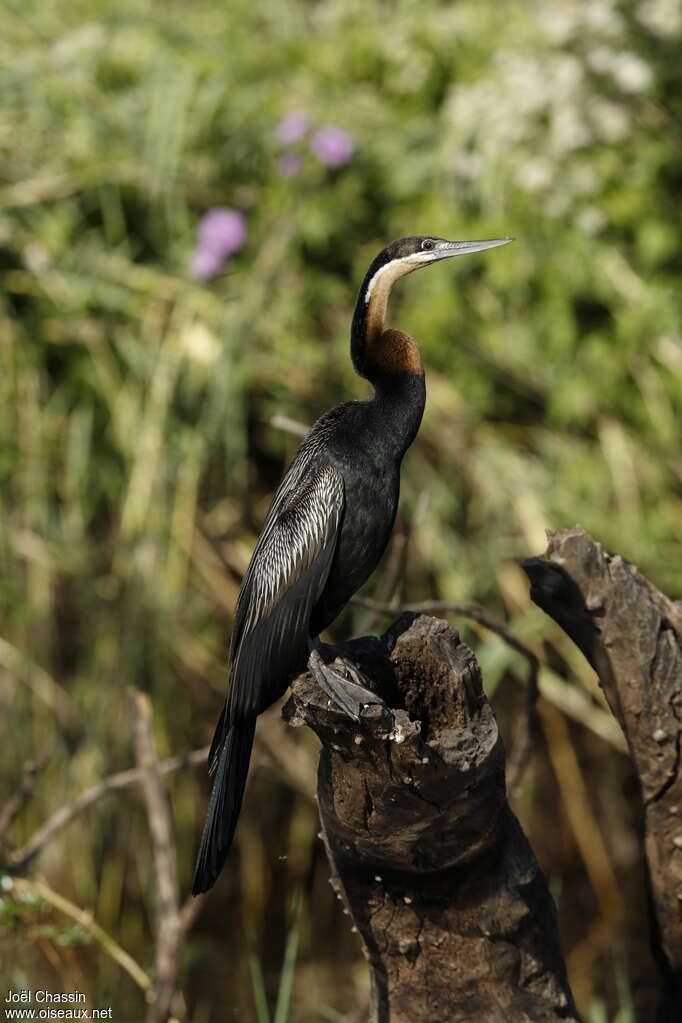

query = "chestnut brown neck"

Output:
[[351, 257, 424, 384], [366, 328, 423, 377]]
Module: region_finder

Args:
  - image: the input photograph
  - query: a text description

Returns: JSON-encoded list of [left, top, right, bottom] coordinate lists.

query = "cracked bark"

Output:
[[523, 526, 682, 1021], [283, 613, 578, 1023]]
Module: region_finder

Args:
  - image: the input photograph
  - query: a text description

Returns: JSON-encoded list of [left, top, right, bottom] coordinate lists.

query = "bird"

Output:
[[192, 233, 513, 894]]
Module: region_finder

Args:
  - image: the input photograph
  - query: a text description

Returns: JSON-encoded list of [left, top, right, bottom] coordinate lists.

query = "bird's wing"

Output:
[[225, 463, 345, 722]]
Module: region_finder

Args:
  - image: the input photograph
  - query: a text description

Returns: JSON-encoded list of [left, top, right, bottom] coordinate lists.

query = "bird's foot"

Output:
[[307, 648, 387, 722]]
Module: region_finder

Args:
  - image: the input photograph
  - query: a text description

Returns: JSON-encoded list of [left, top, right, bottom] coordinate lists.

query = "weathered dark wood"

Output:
[[524, 526, 682, 1020], [283, 613, 578, 1023]]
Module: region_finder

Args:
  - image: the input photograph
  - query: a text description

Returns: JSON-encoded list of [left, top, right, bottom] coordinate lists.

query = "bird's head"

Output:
[[363, 235, 514, 303], [352, 233, 514, 382]]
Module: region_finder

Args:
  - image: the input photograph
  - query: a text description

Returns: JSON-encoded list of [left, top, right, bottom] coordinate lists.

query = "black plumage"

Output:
[[192, 234, 512, 894]]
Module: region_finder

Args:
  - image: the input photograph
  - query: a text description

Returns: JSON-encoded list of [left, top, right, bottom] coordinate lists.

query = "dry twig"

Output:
[[6, 747, 209, 873], [8, 876, 151, 995], [129, 690, 183, 1023], [0, 741, 54, 846]]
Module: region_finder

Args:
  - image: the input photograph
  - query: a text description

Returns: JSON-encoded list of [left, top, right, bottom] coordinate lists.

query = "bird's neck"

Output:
[[350, 266, 426, 458], [365, 368, 426, 461], [351, 257, 424, 382]]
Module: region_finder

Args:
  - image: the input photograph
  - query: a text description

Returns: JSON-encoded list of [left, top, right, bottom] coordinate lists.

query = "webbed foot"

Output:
[[307, 648, 387, 722]]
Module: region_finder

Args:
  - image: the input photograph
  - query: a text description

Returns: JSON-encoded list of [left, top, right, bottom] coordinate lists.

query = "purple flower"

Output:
[[276, 110, 310, 144], [311, 126, 354, 168], [191, 247, 226, 282], [277, 152, 302, 178], [191, 207, 246, 281], [197, 208, 246, 257]]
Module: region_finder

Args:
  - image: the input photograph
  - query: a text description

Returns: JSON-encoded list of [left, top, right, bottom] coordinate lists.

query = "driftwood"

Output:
[[284, 613, 578, 1023], [524, 527, 682, 1021]]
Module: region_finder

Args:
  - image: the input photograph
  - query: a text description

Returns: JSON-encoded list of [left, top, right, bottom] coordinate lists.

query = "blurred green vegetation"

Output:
[[1, 0, 680, 1019]]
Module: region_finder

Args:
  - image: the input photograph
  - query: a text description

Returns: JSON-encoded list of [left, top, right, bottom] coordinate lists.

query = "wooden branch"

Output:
[[351, 596, 539, 794], [523, 526, 682, 1019], [129, 689, 183, 1023], [284, 613, 578, 1023]]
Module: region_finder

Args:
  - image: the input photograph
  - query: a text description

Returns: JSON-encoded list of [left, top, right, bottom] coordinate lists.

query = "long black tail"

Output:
[[192, 717, 256, 894]]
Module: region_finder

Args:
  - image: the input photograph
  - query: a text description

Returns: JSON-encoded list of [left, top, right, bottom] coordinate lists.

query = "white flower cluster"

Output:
[[441, 0, 672, 226], [637, 0, 682, 36]]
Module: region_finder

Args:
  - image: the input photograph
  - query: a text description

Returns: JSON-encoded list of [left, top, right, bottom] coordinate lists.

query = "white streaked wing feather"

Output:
[[240, 466, 344, 634], [231, 463, 344, 655]]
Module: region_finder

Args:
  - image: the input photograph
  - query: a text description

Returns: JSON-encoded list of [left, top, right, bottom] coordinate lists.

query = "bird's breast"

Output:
[[311, 458, 400, 634]]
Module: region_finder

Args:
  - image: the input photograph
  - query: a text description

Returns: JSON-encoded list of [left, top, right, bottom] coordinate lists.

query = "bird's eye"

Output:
[[421, 239, 435, 251]]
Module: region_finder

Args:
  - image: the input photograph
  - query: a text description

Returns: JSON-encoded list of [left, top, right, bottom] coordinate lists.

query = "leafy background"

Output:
[[1, 0, 681, 1019]]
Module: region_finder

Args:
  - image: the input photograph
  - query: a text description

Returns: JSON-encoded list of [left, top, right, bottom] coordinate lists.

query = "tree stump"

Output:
[[283, 613, 578, 1023], [524, 526, 682, 1021]]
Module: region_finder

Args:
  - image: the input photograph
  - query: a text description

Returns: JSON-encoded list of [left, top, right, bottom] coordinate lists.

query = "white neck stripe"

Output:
[[364, 251, 435, 303]]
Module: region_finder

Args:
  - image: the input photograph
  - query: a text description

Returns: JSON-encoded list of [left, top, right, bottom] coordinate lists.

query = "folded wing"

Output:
[[208, 463, 345, 772]]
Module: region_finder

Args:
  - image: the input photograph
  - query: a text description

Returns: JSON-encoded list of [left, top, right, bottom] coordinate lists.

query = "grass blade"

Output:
[[273, 890, 303, 1023], [248, 946, 271, 1023]]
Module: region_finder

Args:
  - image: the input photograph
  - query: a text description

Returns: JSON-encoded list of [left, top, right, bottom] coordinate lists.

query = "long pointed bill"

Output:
[[434, 237, 515, 260], [364, 236, 514, 305]]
